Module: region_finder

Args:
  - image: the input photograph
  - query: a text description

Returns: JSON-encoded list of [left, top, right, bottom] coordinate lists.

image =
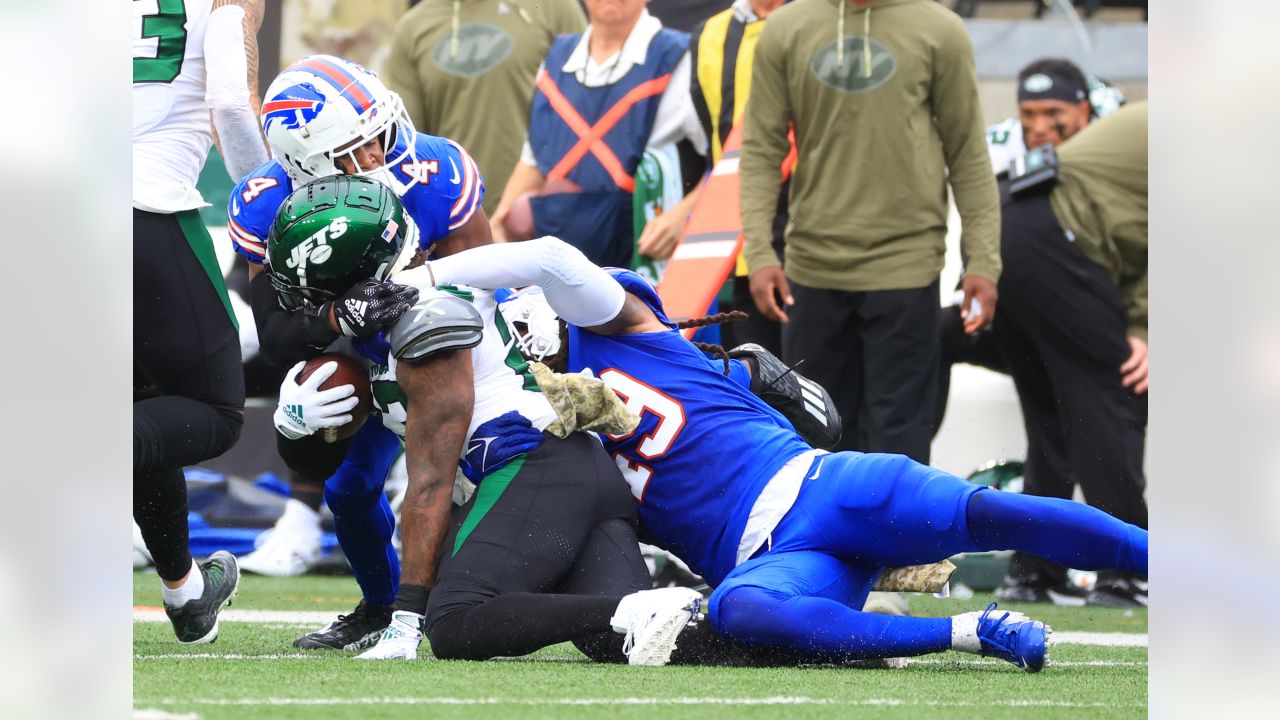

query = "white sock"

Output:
[[950, 614, 982, 654], [161, 560, 205, 608]]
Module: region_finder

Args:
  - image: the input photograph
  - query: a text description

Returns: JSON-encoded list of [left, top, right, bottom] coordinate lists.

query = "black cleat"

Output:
[[995, 573, 1088, 607], [1087, 572, 1148, 608], [164, 551, 240, 645], [293, 600, 394, 650]]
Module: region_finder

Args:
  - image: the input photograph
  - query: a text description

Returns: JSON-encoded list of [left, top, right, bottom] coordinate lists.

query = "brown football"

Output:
[[296, 353, 373, 443]]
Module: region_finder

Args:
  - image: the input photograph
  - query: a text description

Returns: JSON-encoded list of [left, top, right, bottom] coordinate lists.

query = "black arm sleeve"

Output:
[[249, 271, 340, 367]]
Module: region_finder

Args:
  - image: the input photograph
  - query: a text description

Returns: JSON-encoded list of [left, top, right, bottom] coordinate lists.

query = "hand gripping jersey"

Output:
[[133, 0, 214, 212], [566, 270, 813, 586], [365, 285, 558, 468], [227, 129, 484, 262]]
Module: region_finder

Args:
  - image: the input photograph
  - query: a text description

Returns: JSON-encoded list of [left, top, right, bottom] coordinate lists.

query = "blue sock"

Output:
[[966, 490, 1148, 577], [324, 422, 402, 607], [714, 585, 952, 659]]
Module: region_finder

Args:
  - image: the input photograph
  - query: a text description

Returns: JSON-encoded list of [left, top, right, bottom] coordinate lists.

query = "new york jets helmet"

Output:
[[265, 176, 419, 311], [260, 54, 416, 183]]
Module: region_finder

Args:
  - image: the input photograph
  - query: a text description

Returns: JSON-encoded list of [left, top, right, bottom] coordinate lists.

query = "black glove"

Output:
[[728, 343, 842, 450], [325, 280, 419, 339]]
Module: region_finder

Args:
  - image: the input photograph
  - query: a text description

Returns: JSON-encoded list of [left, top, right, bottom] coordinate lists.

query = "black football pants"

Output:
[[134, 209, 245, 581], [992, 195, 1148, 584]]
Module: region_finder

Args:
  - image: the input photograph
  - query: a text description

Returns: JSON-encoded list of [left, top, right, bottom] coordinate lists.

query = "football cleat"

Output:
[[240, 499, 322, 577], [164, 551, 240, 645], [952, 601, 1049, 672], [996, 574, 1088, 607], [355, 610, 425, 660], [1087, 573, 1148, 608], [610, 587, 702, 666], [294, 600, 393, 650]]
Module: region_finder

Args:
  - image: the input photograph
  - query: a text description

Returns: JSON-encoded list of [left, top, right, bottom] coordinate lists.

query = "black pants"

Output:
[[134, 209, 245, 581], [992, 195, 1148, 583], [932, 304, 1010, 437], [782, 279, 940, 463], [424, 432, 648, 661]]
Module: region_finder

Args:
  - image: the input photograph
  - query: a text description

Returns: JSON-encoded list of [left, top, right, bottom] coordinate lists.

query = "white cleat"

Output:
[[240, 499, 322, 577], [356, 610, 425, 660], [611, 587, 702, 666]]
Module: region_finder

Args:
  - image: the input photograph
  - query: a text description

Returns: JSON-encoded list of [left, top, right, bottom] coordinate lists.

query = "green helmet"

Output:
[[265, 176, 419, 310]]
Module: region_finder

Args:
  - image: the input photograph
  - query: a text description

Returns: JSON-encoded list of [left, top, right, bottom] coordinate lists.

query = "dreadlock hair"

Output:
[[676, 310, 748, 374]]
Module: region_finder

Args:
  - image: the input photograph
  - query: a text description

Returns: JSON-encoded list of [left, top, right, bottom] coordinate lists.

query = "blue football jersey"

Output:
[[567, 270, 813, 586], [227, 130, 485, 264]]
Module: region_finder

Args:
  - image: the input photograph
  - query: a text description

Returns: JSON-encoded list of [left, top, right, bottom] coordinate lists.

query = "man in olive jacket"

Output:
[[994, 101, 1149, 608], [740, 0, 999, 462]]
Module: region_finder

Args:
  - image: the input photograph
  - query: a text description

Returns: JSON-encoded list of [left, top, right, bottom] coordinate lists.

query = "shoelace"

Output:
[[977, 601, 1017, 656]]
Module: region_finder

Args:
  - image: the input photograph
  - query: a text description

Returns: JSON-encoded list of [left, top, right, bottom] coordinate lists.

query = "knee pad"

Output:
[[710, 584, 790, 642]]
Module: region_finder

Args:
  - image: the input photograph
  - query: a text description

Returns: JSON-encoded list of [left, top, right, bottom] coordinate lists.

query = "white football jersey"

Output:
[[133, 0, 214, 212], [371, 286, 558, 445], [985, 117, 1025, 177]]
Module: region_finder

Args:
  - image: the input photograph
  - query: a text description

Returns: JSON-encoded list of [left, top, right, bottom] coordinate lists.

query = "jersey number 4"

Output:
[[241, 177, 280, 203], [599, 369, 686, 503]]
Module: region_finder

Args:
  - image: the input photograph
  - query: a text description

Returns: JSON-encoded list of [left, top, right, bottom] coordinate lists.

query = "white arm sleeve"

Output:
[[205, 5, 268, 181], [402, 237, 626, 328]]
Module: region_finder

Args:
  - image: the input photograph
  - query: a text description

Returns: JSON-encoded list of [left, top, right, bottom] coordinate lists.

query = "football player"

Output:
[[133, 0, 268, 644], [264, 175, 714, 665], [412, 236, 1151, 672], [226, 55, 491, 649], [986, 58, 1126, 176]]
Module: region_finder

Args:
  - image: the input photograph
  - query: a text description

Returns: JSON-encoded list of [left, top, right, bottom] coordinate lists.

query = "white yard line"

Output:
[[134, 608, 1148, 647], [147, 697, 1146, 708], [1052, 631, 1148, 647]]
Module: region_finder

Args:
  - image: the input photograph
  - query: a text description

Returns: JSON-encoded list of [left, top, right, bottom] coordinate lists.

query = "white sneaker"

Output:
[[240, 499, 322, 577], [610, 587, 702, 666], [356, 610, 425, 660]]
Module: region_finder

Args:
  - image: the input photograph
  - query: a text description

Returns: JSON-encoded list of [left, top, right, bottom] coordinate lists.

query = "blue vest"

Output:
[[528, 29, 688, 269]]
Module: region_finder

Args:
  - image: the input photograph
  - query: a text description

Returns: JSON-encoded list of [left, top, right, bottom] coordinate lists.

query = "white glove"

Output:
[[273, 360, 358, 440]]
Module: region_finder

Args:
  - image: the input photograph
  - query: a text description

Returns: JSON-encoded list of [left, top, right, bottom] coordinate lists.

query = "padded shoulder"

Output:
[[388, 291, 484, 362]]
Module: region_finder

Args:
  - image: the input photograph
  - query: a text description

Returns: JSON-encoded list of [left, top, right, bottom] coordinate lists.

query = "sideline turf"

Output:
[[133, 571, 1147, 720]]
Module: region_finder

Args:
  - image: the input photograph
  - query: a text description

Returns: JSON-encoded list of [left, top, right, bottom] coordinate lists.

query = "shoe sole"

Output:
[[178, 553, 241, 646], [628, 598, 700, 667]]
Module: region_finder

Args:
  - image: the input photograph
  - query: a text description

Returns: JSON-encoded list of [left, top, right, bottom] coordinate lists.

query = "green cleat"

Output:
[[164, 551, 240, 645]]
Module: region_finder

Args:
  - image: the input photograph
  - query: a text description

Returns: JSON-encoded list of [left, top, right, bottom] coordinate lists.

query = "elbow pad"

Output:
[[728, 343, 842, 450]]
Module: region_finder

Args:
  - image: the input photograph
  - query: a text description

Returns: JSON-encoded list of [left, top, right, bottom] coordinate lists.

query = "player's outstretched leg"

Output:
[[965, 488, 1148, 578], [709, 552, 1049, 672]]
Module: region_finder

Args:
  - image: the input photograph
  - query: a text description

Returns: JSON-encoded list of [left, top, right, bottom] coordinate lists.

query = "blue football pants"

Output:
[[323, 419, 402, 607], [707, 451, 1148, 659]]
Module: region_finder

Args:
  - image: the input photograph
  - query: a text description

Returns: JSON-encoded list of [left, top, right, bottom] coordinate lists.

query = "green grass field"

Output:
[[133, 572, 1147, 719]]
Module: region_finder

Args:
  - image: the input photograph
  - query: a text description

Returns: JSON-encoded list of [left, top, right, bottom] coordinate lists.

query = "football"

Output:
[[296, 353, 373, 443]]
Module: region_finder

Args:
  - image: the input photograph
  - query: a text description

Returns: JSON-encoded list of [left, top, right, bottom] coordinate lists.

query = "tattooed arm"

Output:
[[207, 0, 268, 180], [396, 349, 475, 593]]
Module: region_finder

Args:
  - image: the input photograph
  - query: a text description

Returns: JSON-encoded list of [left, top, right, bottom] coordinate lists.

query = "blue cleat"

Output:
[[975, 601, 1050, 672]]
